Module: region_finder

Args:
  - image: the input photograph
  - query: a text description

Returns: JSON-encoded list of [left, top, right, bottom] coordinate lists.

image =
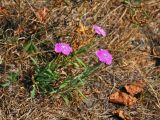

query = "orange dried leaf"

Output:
[[125, 80, 145, 96], [36, 7, 49, 23], [14, 25, 24, 35], [109, 91, 137, 106], [112, 109, 130, 120], [76, 23, 88, 35], [0, 7, 8, 15]]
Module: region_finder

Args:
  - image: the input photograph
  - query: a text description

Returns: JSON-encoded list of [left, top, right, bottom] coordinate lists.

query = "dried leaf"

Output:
[[112, 109, 130, 120], [0, 7, 8, 15], [77, 22, 88, 35], [36, 7, 49, 23], [125, 80, 145, 96], [14, 25, 24, 35], [109, 91, 137, 106], [153, 46, 160, 56]]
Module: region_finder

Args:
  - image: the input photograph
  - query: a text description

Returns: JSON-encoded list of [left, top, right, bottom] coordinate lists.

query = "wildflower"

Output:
[[93, 25, 107, 37], [54, 43, 73, 55], [96, 49, 112, 65]]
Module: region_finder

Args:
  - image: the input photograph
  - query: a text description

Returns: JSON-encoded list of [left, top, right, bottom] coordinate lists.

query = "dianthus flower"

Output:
[[93, 25, 107, 37], [96, 49, 112, 65], [54, 43, 72, 55]]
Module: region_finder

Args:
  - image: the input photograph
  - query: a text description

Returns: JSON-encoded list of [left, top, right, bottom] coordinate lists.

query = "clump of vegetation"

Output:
[[0, 2, 112, 101]]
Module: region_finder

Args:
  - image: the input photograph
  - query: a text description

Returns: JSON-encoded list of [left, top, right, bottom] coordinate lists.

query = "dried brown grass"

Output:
[[0, 0, 160, 120]]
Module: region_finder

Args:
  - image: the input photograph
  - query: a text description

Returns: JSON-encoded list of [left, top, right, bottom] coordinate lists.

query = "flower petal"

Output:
[[54, 43, 72, 55], [54, 43, 62, 53], [93, 25, 107, 37], [96, 49, 112, 65]]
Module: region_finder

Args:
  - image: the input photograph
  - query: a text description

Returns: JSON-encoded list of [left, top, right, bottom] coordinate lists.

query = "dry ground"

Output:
[[0, 0, 160, 120]]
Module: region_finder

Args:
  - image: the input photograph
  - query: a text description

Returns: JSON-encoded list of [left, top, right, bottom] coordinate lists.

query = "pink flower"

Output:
[[96, 49, 112, 65], [54, 43, 73, 55], [93, 25, 107, 37]]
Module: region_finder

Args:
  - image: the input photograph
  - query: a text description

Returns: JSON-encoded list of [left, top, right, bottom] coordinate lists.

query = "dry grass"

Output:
[[0, 0, 160, 120]]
